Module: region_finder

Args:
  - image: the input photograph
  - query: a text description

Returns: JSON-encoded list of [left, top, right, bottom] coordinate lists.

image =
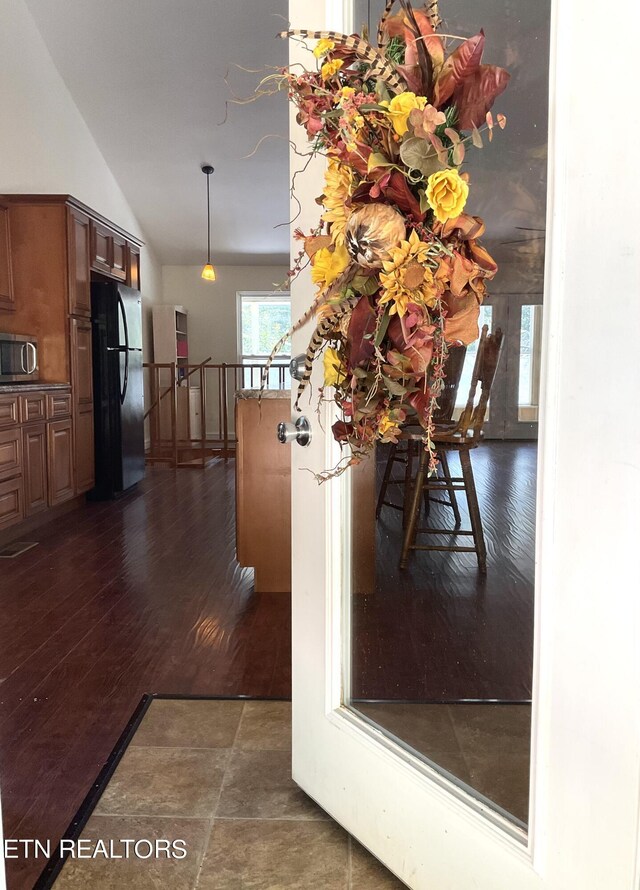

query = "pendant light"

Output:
[[201, 164, 217, 281]]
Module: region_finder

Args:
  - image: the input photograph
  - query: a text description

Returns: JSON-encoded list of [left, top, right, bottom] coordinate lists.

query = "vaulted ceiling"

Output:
[[24, 0, 290, 264], [24, 0, 550, 272]]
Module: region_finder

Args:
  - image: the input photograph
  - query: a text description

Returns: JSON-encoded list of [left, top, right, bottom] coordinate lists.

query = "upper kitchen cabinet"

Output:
[[0, 196, 143, 381], [0, 205, 15, 312], [68, 207, 91, 317]]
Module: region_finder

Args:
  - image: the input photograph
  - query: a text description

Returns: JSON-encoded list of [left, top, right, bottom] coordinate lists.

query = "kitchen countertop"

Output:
[[236, 389, 290, 400], [0, 382, 71, 393]]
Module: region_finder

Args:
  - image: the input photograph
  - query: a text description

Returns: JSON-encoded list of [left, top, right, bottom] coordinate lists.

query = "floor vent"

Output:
[[0, 541, 38, 559]]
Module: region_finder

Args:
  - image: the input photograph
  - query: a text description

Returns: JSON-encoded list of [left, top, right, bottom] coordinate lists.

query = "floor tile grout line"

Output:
[[193, 701, 248, 890], [91, 812, 332, 823]]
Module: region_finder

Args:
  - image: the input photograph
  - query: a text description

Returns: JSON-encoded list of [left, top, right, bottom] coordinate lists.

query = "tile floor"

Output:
[[355, 702, 531, 824], [52, 699, 406, 889]]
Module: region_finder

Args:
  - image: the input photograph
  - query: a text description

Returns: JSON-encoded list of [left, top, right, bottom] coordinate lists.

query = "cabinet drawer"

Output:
[[20, 392, 46, 424], [46, 392, 72, 419], [0, 476, 23, 531], [0, 395, 19, 428], [0, 428, 22, 480]]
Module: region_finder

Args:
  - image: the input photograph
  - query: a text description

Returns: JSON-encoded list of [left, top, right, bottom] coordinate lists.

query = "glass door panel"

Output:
[[346, 0, 549, 830]]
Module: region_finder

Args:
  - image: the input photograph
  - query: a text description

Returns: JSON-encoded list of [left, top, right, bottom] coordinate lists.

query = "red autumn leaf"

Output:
[[347, 296, 376, 368], [332, 420, 353, 442], [383, 171, 425, 221], [434, 31, 485, 106], [452, 65, 511, 130], [408, 388, 431, 425]]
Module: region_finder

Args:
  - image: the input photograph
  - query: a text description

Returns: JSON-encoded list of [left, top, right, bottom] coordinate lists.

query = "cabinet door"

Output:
[[0, 476, 23, 531], [23, 423, 47, 515], [68, 208, 91, 316], [90, 221, 112, 275], [111, 234, 127, 281], [0, 207, 16, 312], [0, 205, 15, 312], [127, 244, 141, 291], [74, 405, 95, 494], [71, 318, 93, 406], [47, 419, 74, 506]]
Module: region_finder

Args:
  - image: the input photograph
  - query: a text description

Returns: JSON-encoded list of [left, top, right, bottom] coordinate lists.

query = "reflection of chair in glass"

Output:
[[376, 345, 467, 526], [399, 325, 504, 573]]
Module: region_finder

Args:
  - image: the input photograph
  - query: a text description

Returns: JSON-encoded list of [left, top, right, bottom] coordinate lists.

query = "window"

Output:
[[237, 291, 291, 388]]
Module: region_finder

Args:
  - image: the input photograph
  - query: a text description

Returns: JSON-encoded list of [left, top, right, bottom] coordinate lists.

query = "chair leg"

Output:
[[440, 449, 462, 529], [402, 440, 414, 529], [459, 448, 487, 573], [376, 443, 397, 519], [400, 448, 428, 569]]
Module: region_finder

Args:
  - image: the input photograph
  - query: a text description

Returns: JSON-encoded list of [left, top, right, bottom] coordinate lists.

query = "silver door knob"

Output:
[[277, 416, 311, 447], [289, 354, 307, 381]]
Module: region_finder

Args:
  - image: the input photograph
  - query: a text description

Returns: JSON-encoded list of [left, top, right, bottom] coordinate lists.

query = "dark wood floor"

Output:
[[0, 465, 290, 890], [0, 443, 535, 888], [353, 441, 536, 702]]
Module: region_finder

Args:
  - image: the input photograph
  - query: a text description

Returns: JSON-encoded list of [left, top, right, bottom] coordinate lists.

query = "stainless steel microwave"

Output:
[[0, 333, 39, 382]]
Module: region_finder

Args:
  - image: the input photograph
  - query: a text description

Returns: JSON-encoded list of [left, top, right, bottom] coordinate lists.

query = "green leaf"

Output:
[[367, 151, 394, 172], [419, 188, 430, 214], [382, 375, 408, 397], [374, 310, 392, 347], [351, 274, 379, 296]]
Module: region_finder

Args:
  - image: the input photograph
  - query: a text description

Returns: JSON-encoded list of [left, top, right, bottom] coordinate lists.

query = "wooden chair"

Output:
[[399, 325, 504, 573], [376, 345, 467, 526]]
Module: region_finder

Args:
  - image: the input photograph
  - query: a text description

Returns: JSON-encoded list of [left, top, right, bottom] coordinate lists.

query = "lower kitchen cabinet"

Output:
[[47, 418, 74, 506], [23, 422, 48, 515], [0, 476, 23, 531]]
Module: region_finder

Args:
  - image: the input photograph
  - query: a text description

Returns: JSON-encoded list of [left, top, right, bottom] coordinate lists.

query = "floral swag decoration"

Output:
[[263, 0, 509, 480]]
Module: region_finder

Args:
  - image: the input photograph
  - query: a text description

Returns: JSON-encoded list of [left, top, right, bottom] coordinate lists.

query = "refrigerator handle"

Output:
[[118, 293, 130, 405]]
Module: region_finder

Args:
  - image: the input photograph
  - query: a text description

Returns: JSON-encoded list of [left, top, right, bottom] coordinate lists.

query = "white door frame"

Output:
[[289, 0, 640, 887]]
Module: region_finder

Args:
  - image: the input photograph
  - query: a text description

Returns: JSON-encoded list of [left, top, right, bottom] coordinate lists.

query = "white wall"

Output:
[[0, 0, 162, 354], [161, 265, 289, 365]]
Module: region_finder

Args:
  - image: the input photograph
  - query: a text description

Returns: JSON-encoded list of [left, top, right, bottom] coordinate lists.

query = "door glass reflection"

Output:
[[347, 0, 550, 828]]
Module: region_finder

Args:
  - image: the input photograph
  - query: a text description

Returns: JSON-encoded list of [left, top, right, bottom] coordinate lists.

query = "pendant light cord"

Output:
[[206, 172, 211, 265]]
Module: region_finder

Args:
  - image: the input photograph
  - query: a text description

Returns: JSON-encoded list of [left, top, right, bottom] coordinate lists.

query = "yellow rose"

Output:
[[425, 168, 469, 223], [313, 38, 335, 58], [336, 86, 355, 103], [311, 244, 351, 289], [378, 412, 401, 442], [323, 347, 345, 388], [321, 59, 344, 81], [382, 92, 428, 136]]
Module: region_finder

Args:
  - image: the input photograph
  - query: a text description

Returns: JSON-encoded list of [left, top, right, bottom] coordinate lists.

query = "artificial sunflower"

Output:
[[311, 244, 351, 289], [321, 159, 353, 247], [379, 230, 438, 316]]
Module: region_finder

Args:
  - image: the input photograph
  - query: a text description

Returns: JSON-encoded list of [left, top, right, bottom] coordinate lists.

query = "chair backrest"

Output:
[[433, 344, 467, 423], [456, 324, 504, 441]]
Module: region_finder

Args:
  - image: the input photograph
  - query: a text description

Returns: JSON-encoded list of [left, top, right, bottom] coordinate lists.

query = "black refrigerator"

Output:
[[91, 282, 145, 498]]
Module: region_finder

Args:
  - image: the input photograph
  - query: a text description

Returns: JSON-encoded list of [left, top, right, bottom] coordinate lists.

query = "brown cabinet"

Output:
[[90, 220, 112, 275], [47, 418, 74, 506], [68, 208, 91, 317], [0, 205, 15, 312], [0, 428, 22, 479], [0, 476, 23, 531], [0, 395, 19, 428], [23, 422, 48, 515], [71, 318, 93, 405], [74, 405, 95, 494], [111, 234, 127, 281], [127, 244, 141, 290], [20, 392, 46, 424]]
